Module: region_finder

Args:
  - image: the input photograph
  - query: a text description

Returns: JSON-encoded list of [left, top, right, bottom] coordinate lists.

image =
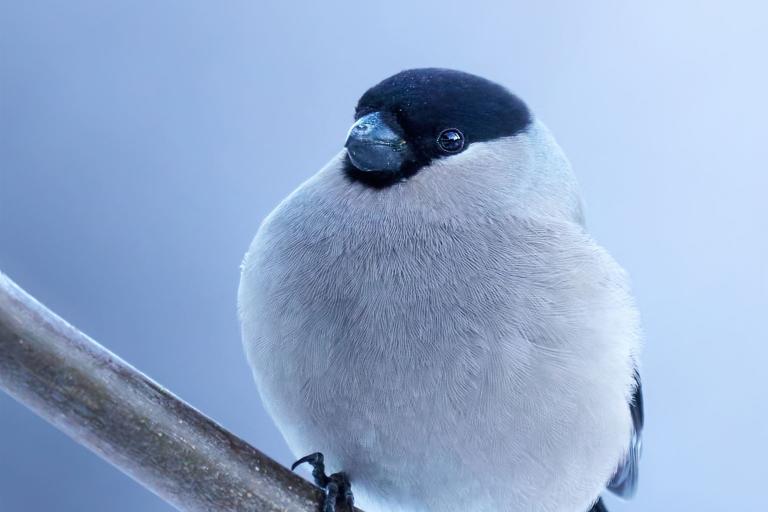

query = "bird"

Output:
[[238, 68, 643, 512]]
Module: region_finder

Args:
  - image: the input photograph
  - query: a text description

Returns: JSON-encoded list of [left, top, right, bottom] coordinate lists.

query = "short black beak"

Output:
[[344, 112, 409, 173]]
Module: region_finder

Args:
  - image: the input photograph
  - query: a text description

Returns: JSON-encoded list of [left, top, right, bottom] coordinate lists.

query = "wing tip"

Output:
[[608, 371, 643, 499], [607, 431, 641, 499]]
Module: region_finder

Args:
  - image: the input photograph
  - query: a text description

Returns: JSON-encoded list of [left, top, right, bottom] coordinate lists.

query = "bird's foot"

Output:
[[291, 452, 354, 512]]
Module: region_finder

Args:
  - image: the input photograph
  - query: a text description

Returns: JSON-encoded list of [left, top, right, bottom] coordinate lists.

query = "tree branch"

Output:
[[0, 271, 359, 512]]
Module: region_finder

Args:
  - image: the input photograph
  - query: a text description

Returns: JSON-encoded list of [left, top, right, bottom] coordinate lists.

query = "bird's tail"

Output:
[[589, 497, 609, 512]]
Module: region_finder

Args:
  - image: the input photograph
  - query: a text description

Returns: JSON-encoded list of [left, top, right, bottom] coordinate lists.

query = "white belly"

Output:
[[239, 179, 639, 512]]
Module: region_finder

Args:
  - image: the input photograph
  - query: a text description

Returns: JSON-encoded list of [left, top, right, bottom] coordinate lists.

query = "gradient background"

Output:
[[1, 1, 766, 511]]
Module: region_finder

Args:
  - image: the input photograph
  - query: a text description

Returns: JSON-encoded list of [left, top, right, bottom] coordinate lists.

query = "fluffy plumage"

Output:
[[239, 70, 642, 512]]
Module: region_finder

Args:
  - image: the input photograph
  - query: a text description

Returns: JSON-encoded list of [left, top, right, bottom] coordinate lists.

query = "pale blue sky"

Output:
[[1, 1, 766, 510]]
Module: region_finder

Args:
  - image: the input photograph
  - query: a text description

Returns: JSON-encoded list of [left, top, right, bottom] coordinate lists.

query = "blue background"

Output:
[[1, 1, 766, 510]]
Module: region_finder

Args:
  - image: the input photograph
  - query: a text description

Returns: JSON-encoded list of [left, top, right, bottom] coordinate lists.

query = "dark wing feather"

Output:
[[607, 369, 643, 498], [589, 497, 609, 512]]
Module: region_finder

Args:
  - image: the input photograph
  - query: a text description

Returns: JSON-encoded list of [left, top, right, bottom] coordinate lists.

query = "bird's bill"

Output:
[[344, 111, 410, 173]]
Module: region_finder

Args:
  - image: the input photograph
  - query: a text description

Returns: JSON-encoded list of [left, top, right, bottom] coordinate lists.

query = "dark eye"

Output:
[[437, 128, 465, 153]]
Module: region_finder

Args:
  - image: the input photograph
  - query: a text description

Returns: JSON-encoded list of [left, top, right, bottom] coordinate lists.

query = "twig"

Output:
[[0, 271, 360, 512]]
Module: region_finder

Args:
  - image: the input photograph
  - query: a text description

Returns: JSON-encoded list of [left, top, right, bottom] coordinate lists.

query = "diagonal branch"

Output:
[[0, 271, 361, 512]]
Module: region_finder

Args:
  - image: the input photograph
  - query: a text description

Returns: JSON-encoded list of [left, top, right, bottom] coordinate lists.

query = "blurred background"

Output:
[[1, 1, 766, 511]]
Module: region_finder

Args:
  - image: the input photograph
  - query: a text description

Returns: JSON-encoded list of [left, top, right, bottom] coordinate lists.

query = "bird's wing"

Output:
[[606, 369, 643, 498]]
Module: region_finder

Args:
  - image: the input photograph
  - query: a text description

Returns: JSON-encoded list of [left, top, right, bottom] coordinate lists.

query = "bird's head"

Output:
[[340, 68, 583, 223], [345, 68, 530, 186]]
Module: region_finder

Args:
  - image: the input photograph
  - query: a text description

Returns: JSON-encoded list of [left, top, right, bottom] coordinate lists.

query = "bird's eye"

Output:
[[437, 129, 465, 153]]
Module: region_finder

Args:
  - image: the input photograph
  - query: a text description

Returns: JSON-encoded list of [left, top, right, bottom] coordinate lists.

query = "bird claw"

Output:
[[291, 452, 354, 512], [291, 452, 324, 473]]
